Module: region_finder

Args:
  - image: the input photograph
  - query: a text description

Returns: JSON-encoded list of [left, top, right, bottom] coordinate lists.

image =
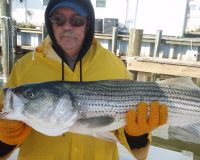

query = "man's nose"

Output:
[[62, 21, 73, 30]]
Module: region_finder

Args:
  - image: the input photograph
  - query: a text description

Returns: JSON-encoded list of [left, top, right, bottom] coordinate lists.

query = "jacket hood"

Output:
[[45, 0, 95, 64]]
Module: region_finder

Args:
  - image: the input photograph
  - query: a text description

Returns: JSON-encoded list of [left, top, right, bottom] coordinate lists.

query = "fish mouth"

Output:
[[1, 88, 24, 119], [0, 88, 13, 118]]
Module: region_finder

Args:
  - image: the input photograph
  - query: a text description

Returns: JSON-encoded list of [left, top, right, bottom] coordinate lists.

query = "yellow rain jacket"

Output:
[[2, 37, 150, 160]]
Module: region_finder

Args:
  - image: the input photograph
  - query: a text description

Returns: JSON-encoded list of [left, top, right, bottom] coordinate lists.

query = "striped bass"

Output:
[[0, 77, 200, 139]]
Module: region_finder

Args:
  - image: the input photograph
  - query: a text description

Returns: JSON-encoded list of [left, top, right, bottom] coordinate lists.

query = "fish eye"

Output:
[[24, 90, 36, 99]]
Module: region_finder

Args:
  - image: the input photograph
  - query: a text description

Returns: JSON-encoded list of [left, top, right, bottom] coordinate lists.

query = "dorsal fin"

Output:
[[158, 77, 200, 91]]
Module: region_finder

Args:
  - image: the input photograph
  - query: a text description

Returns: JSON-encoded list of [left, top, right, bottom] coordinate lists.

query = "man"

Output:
[[0, 0, 168, 159]]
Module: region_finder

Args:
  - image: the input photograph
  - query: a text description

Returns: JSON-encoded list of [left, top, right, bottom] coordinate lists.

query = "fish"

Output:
[[0, 77, 200, 139]]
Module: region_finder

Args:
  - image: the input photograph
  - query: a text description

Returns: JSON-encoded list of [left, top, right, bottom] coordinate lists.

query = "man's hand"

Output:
[[125, 101, 168, 136], [0, 95, 31, 145], [0, 119, 31, 145]]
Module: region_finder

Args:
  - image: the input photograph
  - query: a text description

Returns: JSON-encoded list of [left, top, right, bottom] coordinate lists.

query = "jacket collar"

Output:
[[37, 36, 62, 63]]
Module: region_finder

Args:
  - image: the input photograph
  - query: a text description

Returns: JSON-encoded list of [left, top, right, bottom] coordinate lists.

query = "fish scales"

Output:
[[57, 80, 200, 120]]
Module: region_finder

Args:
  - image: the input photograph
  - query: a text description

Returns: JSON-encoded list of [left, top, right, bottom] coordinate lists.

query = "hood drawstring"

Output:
[[62, 60, 64, 81], [61, 59, 83, 82], [80, 59, 83, 82]]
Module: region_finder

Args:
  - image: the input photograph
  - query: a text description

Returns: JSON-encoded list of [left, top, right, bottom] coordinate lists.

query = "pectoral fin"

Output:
[[69, 116, 126, 136], [77, 116, 114, 128]]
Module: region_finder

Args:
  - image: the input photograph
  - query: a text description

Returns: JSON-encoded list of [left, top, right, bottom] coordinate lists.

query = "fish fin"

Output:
[[94, 132, 119, 142], [77, 116, 126, 132], [77, 116, 114, 128], [69, 118, 126, 135], [158, 77, 200, 91], [69, 123, 119, 141], [95, 132, 136, 159]]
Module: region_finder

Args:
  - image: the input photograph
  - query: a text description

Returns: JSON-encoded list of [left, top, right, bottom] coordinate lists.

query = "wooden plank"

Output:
[[0, 45, 40, 51], [128, 57, 200, 67], [127, 57, 200, 78], [21, 45, 35, 50], [95, 33, 200, 46], [163, 40, 200, 46], [1, 27, 200, 45], [20, 30, 42, 34]]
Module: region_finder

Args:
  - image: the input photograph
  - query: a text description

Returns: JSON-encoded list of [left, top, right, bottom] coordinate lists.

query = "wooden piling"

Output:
[[127, 29, 143, 80], [127, 29, 143, 57]]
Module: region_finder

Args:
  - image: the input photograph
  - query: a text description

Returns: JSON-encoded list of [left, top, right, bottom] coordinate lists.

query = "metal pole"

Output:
[[0, 0, 13, 83]]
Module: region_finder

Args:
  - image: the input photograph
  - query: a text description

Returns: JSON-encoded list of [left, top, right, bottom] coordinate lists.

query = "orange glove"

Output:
[[0, 119, 31, 145], [125, 101, 168, 136], [0, 91, 31, 145]]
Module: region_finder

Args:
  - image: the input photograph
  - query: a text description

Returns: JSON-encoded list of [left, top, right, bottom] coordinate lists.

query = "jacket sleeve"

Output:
[[116, 127, 151, 160]]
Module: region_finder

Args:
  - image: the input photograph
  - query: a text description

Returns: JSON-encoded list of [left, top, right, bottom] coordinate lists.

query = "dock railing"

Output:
[[0, 27, 200, 85], [124, 29, 200, 85]]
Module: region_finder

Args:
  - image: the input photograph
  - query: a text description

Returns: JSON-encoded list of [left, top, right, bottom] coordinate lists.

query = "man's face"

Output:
[[50, 7, 87, 57]]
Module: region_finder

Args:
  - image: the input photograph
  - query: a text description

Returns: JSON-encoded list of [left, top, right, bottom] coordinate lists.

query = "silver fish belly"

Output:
[[0, 77, 200, 137]]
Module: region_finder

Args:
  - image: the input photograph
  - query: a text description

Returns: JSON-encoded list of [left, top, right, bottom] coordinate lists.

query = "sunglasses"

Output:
[[49, 14, 87, 27]]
